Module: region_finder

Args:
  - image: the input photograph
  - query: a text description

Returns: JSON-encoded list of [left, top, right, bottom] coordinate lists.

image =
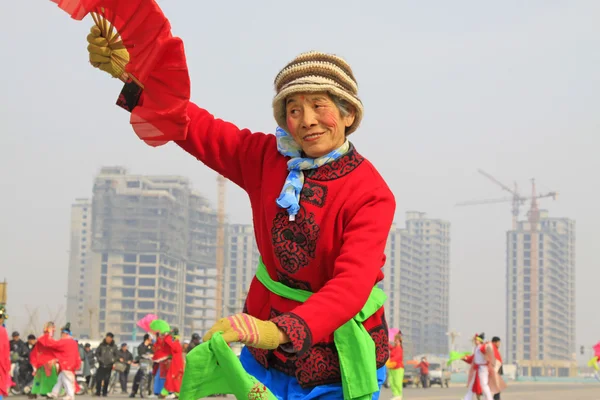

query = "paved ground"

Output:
[[377, 382, 600, 399], [24, 383, 600, 400]]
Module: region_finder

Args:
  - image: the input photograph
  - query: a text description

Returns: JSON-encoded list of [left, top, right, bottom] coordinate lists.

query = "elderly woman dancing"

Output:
[[85, 19, 396, 398]]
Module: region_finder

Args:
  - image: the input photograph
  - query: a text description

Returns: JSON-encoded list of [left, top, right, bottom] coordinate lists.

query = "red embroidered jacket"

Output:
[[176, 104, 395, 388], [122, 88, 396, 388]]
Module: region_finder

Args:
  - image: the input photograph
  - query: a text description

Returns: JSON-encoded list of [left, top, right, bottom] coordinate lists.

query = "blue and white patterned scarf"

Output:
[[275, 127, 350, 221]]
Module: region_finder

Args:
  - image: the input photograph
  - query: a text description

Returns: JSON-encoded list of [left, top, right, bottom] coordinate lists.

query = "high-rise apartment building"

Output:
[[406, 212, 451, 356], [223, 224, 259, 316], [65, 199, 93, 336], [381, 211, 450, 358], [506, 210, 576, 377], [66, 167, 218, 342]]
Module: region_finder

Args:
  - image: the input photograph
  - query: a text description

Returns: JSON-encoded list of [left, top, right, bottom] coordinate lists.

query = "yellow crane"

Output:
[[215, 175, 226, 320]]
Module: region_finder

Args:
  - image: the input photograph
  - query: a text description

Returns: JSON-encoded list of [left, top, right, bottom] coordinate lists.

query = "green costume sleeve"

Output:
[[179, 332, 276, 400]]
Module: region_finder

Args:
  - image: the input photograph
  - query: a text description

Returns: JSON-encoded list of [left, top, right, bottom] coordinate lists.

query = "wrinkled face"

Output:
[[285, 92, 355, 158]]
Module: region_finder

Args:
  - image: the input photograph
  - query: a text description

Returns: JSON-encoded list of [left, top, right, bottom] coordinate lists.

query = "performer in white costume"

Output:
[[462, 333, 505, 400]]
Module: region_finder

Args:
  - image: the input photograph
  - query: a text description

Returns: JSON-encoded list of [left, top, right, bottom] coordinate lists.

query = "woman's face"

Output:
[[285, 92, 355, 158]]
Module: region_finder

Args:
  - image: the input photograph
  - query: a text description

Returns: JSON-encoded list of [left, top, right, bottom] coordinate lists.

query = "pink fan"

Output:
[[593, 342, 600, 358], [388, 328, 400, 339], [137, 313, 158, 332]]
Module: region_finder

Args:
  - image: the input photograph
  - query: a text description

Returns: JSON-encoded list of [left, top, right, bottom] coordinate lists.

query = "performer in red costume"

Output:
[[386, 332, 404, 400], [462, 333, 506, 400], [151, 334, 168, 396], [163, 328, 183, 398], [0, 305, 14, 400], [44, 323, 81, 400], [30, 322, 59, 398], [86, 18, 395, 398]]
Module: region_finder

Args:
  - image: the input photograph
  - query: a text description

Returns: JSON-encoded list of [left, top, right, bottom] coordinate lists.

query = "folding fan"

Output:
[[137, 313, 158, 332], [50, 0, 191, 146]]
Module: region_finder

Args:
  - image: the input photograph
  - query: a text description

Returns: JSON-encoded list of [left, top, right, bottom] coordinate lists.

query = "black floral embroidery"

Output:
[[305, 146, 364, 181], [276, 271, 313, 291], [271, 207, 320, 274], [300, 181, 328, 208], [271, 312, 312, 356]]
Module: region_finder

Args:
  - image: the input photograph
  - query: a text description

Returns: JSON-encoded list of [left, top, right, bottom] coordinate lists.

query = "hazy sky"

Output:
[[1, 1, 598, 356]]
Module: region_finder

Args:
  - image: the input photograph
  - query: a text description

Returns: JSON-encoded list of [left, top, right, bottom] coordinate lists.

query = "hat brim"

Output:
[[273, 83, 363, 136]]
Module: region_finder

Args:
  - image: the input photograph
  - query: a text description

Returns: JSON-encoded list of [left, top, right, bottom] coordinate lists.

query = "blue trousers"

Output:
[[153, 375, 165, 395], [240, 347, 386, 400]]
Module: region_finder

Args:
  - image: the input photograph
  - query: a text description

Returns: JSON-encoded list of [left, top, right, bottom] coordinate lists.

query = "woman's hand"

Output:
[[86, 25, 129, 78], [203, 313, 287, 350]]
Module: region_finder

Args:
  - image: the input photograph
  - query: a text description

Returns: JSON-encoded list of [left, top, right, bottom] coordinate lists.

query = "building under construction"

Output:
[[506, 210, 576, 376], [458, 170, 575, 376], [68, 167, 218, 341]]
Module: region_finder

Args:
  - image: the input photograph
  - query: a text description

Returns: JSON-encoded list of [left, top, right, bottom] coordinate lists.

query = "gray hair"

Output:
[[329, 93, 354, 118]]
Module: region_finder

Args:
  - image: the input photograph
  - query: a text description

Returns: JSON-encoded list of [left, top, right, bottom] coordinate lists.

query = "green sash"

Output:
[[256, 257, 386, 400]]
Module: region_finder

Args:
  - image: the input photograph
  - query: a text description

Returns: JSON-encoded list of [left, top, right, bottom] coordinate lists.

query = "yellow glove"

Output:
[[386, 360, 397, 369], [203, 313, 281, 350], [86, 25, 130, 78]]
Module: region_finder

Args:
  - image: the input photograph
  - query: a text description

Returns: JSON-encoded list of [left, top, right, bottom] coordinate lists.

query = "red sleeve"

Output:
[[0, 327, 11, 397], [162, 336, 180, 354], [271, 187, 395, 354], [153, 337, 170, 360], [463, 355, 474, 364], [174, 103, 274, 190], [36, 337, 80, 371]]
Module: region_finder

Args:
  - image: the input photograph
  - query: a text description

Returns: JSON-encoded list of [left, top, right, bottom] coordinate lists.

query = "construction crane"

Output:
[[457, 171, 559, 367], [456, 169, 558, 230], [215, 175, 226, 321]]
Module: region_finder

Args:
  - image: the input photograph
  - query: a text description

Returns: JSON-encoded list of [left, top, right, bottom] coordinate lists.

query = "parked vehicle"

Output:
[[428, 362, 451, 387], [403, 364, 420, 387]]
